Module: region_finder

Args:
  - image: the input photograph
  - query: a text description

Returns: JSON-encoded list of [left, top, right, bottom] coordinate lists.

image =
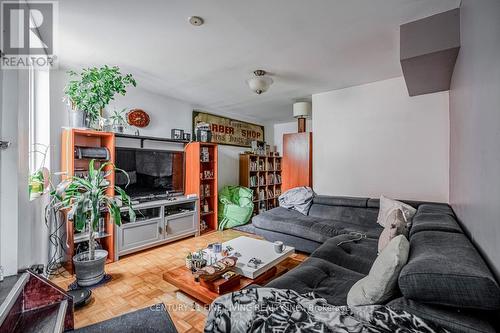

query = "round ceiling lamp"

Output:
[[246, 70, 273, 95]]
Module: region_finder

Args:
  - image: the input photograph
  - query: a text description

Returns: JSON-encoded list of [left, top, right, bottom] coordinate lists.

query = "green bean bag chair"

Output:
[[218, 186, 254, 230]]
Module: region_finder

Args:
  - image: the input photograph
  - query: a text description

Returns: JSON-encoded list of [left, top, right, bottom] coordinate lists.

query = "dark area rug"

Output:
[[68, 303, 178, 333]]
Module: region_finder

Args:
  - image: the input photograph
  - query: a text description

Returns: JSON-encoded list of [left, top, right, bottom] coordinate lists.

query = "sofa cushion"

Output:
[[409, 213, 463, 236], [377, 195, 416, 228], [399, 231, 500, 310], [416, 203, 455, 216], [265, 257, 364, 305], [387, 297, 497, 333], [312, 195, 369, 207], [311, 235, 378, 274], [308, 204, 379, 226], [347, 235, 409, 306], [253, 207, 383, 243], [378, 208, 409, 253], [367, 198, 434, 209]]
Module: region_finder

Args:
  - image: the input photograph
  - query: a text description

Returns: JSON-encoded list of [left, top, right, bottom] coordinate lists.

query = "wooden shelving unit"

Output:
[[239, 153, 282, 216], [185, 142, 218, 234], [61, 128, 116, 274]]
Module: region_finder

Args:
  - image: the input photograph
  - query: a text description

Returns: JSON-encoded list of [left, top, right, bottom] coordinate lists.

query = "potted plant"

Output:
[[29, 143, 50, 200], [64, 65, 137, 130], [108, 108, 129, 133], [48, 160, 135, 286]]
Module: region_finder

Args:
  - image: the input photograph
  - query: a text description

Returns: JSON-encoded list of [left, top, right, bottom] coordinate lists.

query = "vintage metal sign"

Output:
[[193, 111, 265, 147]]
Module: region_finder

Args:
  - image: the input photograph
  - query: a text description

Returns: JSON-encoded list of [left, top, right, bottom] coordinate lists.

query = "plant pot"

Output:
[[69, 109, 86, 128], [73, 249, 108, 286], [113, 124, 125, 133], [29, 181, 44, 200], [186, 258, 193, 270]]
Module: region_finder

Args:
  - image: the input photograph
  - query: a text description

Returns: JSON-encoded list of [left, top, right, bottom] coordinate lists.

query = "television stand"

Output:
[[115, 195, 199, 259]]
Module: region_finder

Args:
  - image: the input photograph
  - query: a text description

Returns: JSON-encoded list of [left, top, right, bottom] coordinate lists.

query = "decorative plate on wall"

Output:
[[127, 109, 150, 128]]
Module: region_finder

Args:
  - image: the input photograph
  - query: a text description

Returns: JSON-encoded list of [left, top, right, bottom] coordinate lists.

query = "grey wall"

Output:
[[449, 0, 500, 279]]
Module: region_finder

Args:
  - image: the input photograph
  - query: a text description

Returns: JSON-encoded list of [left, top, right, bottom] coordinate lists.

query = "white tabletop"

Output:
[[204, 236, 295, 279]]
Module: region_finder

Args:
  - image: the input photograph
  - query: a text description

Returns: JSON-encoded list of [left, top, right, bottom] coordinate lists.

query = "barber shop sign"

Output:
[[193, 111, 265, 148]]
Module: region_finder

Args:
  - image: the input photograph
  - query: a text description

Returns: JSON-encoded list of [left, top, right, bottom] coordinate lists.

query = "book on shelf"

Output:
[[249, 175, 257, 187], [259, 189, 266, 201]]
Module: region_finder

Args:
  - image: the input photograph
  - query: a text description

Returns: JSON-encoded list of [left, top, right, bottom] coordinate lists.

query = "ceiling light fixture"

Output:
[[188, 16, 204, 26], [246, 70, 273, 95]]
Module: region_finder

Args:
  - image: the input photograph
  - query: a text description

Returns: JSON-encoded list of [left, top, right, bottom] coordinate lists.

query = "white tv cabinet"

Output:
[[115, 196, 199, 259]]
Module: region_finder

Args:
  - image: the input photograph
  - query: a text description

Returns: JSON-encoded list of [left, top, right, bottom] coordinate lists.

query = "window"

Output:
[[28, 67, 50, 177]]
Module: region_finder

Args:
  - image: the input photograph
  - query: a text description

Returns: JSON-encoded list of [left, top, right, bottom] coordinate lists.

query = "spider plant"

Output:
[[49, 160, 135, 261], [109, 108, 129, 127]]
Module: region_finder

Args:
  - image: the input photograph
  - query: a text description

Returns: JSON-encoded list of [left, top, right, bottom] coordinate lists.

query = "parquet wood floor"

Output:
[[52, 230, 307, 332]]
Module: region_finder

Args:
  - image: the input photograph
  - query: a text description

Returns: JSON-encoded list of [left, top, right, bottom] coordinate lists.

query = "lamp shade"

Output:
[[293, 102, 311, 118]]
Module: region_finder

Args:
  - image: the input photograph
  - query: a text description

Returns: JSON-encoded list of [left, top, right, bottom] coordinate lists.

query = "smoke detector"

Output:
[[246, 70, 273, 95], [188, 16, 204, 26]]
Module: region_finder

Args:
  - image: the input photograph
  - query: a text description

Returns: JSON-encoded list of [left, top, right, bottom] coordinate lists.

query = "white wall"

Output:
[[312, 77, 449, 202], [0, 70, 20, 276], [50, 70, 271, 191], [449, 0, 500, 279], [273, 120, 312, 154]]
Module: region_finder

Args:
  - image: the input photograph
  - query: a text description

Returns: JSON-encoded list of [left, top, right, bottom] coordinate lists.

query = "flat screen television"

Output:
[[115, 147, 185, 198]]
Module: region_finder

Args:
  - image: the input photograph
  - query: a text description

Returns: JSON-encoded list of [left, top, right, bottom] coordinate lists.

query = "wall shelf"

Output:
[[115, 133, 189, 148]]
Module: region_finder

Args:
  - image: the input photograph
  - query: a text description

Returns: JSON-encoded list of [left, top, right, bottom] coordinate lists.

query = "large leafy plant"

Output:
[[49, 160, 135, 260], [64, 66, 137, 129]]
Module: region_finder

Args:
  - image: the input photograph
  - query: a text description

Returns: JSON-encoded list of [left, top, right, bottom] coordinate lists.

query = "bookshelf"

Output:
[[239, 153, 282, 216], [185, 142, 218, 234], [60, 129, 116, 274]]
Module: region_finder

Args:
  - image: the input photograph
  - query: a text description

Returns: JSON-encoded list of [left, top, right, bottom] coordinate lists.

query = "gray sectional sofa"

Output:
[[248, 195, 500, 333]]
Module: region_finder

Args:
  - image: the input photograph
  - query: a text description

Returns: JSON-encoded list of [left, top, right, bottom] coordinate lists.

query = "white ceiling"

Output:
[[57, 0, 460, 122]]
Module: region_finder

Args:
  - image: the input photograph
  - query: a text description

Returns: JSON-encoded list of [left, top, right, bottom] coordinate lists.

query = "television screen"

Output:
[[115, 147, 185, 197]]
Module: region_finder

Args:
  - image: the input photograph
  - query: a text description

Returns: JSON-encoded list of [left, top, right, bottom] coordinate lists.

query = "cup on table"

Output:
[[213, 243, 222, 253], [274, 241, 284, 253]]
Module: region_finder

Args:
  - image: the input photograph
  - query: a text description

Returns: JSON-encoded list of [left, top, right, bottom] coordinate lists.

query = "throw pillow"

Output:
[[377, 195, 416, 228], [347, 235, 410, 306], [378, 208, 409, 253]]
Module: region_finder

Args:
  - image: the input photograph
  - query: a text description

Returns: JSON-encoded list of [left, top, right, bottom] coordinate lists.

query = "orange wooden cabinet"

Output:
[[60, 129, 116, 274], [185, 142, 218, 233], [282, 132, 313, 192]]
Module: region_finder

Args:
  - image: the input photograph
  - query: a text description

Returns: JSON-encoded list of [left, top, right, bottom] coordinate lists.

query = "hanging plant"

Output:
[[29, 143, 50, 200]]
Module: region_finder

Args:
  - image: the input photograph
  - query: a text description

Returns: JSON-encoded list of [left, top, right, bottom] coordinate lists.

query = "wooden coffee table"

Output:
[[162, 237, 300, 305]]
